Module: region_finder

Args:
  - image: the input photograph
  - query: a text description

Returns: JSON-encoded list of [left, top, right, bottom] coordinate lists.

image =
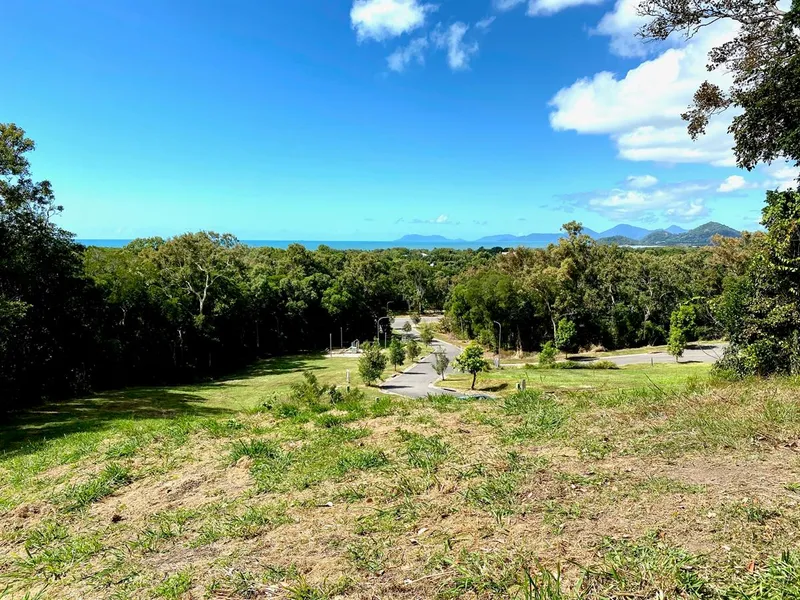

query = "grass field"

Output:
[[1, 355, 800, 599], [437, 362, 712, 394]]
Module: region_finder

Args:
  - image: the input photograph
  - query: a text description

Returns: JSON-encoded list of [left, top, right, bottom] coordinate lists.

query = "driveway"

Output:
[[380, 317, 462, 398]]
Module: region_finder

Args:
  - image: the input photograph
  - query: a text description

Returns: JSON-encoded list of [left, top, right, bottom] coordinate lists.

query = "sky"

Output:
[[2, 0, 796, 240]]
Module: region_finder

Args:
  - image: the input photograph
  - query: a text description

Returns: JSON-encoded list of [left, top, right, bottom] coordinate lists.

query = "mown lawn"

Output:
[[1, 356, 799, 599], [438, 362, 712, 394]]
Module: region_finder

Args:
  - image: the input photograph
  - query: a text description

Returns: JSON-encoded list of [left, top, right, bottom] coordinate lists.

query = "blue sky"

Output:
[[2, 0, 794, 240]]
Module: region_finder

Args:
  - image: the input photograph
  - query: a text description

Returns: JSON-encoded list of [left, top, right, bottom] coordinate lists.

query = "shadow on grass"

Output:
[[213, 353, 328, 382], [0, 353, 344, 457], [0, 387, 236, 457]]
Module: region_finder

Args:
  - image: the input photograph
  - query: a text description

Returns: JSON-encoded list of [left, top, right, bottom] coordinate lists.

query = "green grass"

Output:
[[439, 362, 712, 394], [1, 352, 799, 599]]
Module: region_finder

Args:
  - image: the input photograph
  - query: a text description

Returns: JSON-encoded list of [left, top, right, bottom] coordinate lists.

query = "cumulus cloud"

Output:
[[562, 182, 713, 222], [431, 22, 479, 71], [717, 175, 747, 193], [560, 173, 761, 222], [626, 175, 658, 189], [351, 0, 437, 42], [387, 37, 429, 72], [493, 0, 602, 15], [549, 21, 739, 167], [592, 0, 656, 58], [762, 163, 800, 191]]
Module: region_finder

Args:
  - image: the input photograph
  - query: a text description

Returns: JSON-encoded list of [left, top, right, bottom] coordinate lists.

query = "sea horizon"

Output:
[[77, 239, 552, 250]]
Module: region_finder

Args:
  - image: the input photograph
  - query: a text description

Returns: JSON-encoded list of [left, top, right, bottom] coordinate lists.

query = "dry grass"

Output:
[[1, 357, 799, 599]]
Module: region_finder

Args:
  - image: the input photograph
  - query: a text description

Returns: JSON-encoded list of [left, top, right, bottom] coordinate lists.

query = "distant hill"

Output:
[[597, 224, 651, 240], [597, 235, 639, 246], [636, 222, 741, 246], [394, 221, 739, 247]]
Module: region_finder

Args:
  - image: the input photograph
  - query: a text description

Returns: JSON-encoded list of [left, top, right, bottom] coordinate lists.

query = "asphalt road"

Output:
[[380, 317, 462, 398], [584, 343, 727, 366]]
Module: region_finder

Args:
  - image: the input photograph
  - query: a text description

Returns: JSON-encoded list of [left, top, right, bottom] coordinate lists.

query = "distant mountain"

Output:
[[597, 224, 652, 240], [597, 235, 639, 246], [638, 222, 741, 246], [394, 222, 739, 248]]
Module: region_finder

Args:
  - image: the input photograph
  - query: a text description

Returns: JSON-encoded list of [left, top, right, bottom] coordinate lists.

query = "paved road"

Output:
[[582, 343, 727, 366], [380, 317, 462, 398]]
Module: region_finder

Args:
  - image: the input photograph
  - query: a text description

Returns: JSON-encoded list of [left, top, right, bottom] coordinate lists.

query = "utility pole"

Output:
[[494, 321, 502, 356], [340, 327, 343, 349], [330, 333, 333, 357]]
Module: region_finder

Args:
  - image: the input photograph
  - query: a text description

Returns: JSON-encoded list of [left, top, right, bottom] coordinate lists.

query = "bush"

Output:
[[538, 342, 557, 365], [527, 360, 618, 371], [358, 342, 387, 386]]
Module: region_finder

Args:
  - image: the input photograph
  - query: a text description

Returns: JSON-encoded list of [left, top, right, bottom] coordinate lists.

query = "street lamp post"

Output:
[[377, 316, 391, 348], [493, 321, 502, 356]]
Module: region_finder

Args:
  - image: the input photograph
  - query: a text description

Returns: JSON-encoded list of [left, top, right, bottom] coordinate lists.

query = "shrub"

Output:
[[539, 341, 557, 365]]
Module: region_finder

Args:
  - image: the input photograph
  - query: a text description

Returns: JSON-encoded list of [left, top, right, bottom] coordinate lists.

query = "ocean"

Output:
[[77, 239, 552, 250]]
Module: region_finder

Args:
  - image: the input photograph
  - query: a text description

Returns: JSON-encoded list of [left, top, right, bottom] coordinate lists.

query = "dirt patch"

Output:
[[90, 444, 253, 525]]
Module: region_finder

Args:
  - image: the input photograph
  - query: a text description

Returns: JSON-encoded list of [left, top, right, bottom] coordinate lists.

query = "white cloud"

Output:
[[493, 0, 601, 15], [570, 183, 712, 222], [476, 16, 497, 29], [549, 22, 739, 167], [762, 163, 800, 191], [593, 0, 652, 58], [351, 0, 437, 42], [717, 175, 747, 193], [626, 174, 658, 189], [387, 37, 429, 72], [432, 22, 479, 71], [493, 0, 526, 10]]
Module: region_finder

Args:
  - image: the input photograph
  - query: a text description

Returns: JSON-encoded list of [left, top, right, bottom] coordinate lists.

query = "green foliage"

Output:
[[358, 342, 388, 386], [406, 339, 421, 363], [554, 319, 577, 357], [715, 190, 800, 377], [402, 321, 412, 333], [533, 360, 618, 370], [388, 338, 405, 371], [432, 351, 450, 380], [418, 322, 435, 345], [539, 341, 558, 365], [454, 343, 490, 390], [667, 305, 695, 362]]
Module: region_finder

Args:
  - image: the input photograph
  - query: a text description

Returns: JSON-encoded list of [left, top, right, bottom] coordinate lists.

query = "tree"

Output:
[[406, 339, 421, 363], [667, 309, 689, 362], [389, 338, 405, 371], [715, 190, 800, 376], [358, 342, 387, 386], [432, 351, 450, 380], [418, 322, 435, 345], [555, 318, 578, 359], [539, 341, 558, 366], [410, 312, 422, 325], [638, 0, 800, 172], [0, 123, 101, 409], [454, 343, 490, 390]]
